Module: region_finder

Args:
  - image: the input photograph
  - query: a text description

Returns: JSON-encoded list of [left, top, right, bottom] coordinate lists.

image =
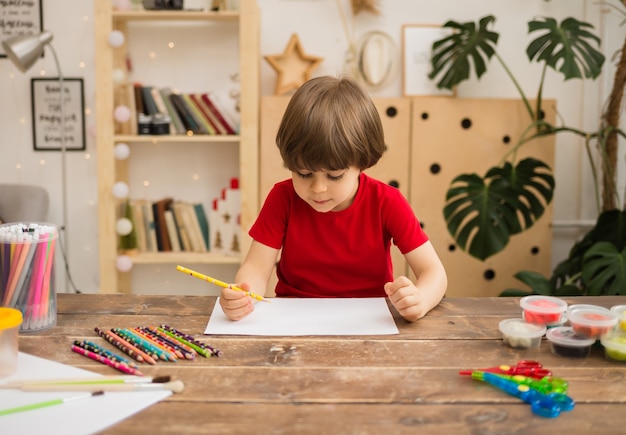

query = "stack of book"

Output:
[[126, 198, 210, 254], [123, 178, 241, 257], [127, 84, 239, 136]]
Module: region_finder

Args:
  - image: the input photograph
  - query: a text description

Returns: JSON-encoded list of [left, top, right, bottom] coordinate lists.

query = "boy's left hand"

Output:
[[384, 276, 424, 323]]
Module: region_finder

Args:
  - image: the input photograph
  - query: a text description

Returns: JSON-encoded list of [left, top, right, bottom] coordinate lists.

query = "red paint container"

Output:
[[568, 306, 617, 339], [520, 295, 567, 326]]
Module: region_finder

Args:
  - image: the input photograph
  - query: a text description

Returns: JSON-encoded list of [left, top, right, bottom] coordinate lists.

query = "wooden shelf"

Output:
[[114, 135, 240, 144], [95, 1, 260, 294], [112, 10, 239, 22]]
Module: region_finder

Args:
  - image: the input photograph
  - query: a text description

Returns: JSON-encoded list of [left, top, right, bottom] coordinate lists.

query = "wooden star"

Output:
[[264, 33, 324, 95], [350, 0, 381, 16]]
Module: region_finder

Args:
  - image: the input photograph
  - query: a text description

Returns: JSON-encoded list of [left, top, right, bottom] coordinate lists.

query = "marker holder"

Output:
[[0, 222, 58, 332]]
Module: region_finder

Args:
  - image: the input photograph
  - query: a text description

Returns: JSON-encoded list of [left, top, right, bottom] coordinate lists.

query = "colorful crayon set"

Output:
[[70, 325, 220, 375], [0, 223, 58, 332]]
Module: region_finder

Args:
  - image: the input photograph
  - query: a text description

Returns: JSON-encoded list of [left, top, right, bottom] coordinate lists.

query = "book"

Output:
[[169, 93, 202, 134], [159, 87, 186, 135], [171, 201, 193, 252], [130, 199, 148, 253], [134, 83, 151, 135], [200, 93, 237, 135], [181, 94, 213, 135], [151, 87, 177, 135], [182, 202, 207, 252], [152, 197, 174, 252], [189, 93, 225, 134], [193, 203, 210, 251], [133, 83, 145, 115], [125, 83, 138, 135], [139, 199, 158, 252], [141, 86, 159, 116], [164, 209, 182, 252]]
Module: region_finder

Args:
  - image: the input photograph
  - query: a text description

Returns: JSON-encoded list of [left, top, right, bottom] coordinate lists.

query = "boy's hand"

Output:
[[384, 276, 424, 323], [219, 283, 254, 321]]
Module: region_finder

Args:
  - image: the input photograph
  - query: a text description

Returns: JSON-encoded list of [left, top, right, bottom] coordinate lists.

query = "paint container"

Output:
[[520, 295, 567, 326], [610, 305, 626, 332], [0, 307, 23, 378], [499, 318, 546, 349], [567, 304, 609, 317], [601, 332, 626, 363], [546, 326, 595, 358], [567, 306, 617, 339]]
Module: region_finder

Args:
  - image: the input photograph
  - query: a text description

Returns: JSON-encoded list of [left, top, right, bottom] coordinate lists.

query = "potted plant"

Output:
[[427, 7, 626, 296]]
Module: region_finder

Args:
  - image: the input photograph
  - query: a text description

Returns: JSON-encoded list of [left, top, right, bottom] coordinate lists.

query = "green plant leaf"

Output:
[[512, 270, 552, 295], [550, 210, 626, 291], [581, 242, 626, 295], [429, 15, 499, 90], [444, 158, 554, 260], [552, 284, 585, 297], [526, 17, 605, 80]]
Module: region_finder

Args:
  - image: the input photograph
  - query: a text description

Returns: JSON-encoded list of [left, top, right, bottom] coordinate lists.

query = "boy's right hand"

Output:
[[218, 283, 255, 321]]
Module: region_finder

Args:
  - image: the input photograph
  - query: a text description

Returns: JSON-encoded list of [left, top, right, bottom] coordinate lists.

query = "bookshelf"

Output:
[[94, 1, 259, 294]]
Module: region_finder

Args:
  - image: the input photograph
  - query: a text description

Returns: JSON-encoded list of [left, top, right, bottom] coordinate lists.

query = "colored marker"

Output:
[[71, 344, 144, 376]]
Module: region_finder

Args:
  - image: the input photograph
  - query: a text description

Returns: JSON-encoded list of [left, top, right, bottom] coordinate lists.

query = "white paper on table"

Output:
[[205, 297, 399, 336], [0, 353, 171, 435]]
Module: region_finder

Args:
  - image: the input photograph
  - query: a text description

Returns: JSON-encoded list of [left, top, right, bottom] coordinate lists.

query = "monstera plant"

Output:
[[428, 11, 626, 296]]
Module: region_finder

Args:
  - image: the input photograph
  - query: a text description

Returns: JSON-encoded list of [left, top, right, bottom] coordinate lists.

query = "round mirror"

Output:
[[357, 31, 397, 89]]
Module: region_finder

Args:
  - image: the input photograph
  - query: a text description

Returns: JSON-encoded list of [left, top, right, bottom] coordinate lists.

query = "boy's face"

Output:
[[291, 166, 361, 213]]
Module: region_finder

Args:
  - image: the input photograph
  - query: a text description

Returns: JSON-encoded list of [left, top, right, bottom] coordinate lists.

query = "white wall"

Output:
[[0, 0, 622, 295]]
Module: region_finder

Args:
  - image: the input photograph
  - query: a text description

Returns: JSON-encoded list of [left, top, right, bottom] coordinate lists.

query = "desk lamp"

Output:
[[2, 31, 70, 290]]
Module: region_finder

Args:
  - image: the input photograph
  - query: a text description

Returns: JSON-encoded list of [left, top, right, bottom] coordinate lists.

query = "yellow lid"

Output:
[[0, 307, 23, 329]]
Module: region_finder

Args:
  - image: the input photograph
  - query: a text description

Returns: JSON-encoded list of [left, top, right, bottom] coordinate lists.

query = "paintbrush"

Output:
[[0, 375, 171, 388], [0, 391, 105, 416], [2, 380, 185, 394]]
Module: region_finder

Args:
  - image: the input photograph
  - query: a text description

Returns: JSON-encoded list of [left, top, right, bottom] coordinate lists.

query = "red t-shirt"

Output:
[[250, 173, 429, 298]]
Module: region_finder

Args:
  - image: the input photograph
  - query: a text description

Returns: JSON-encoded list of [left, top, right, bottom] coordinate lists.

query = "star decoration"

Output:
[[264, 33, 324, 95], [350, 0, 381, 16]]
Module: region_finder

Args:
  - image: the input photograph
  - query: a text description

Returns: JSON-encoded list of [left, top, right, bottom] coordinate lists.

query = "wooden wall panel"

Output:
[[409, 98, 555, 297]]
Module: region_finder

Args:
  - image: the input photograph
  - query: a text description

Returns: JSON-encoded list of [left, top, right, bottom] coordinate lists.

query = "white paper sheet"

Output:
[[0, 353, 171, 435], [205, 297, 399, 336]]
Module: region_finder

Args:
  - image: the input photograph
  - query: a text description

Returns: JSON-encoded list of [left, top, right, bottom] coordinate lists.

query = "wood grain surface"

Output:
[[17, 294, 626, 434]]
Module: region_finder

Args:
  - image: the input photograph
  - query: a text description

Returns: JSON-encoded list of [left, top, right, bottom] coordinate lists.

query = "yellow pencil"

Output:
[[176, 265, 270, 303]]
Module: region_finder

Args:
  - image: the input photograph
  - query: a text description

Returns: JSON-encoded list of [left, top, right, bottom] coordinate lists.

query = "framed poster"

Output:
[[402, 24, 455, 97], [31, 78, 86, 151], [0, 0, 43, 57]]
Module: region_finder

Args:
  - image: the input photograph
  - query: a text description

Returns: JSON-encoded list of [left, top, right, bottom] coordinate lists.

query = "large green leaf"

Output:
[[527, 17, 605, 80], [582, 242, 626, 295], [550, 210, 626, 290], [428, 15, 604, 91], [444, 158, 554, 260], [428, 15, 499, 90]]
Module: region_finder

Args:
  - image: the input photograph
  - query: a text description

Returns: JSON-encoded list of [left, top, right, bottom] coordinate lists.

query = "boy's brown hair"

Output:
[[276, 76, 386, 172]]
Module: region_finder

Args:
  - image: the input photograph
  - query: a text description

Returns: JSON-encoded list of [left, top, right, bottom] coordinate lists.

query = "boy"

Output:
[[221, 76, 447, 322]]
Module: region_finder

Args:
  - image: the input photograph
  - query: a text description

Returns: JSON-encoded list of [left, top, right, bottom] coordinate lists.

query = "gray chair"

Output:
[[0, 183, 50, 223]]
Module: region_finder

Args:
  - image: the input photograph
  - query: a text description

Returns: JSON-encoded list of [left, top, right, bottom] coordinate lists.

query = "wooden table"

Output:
[[18, 294, 626, 433]]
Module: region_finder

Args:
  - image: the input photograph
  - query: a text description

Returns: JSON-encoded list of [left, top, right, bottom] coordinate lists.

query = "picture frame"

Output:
[[0, 0, 43, 58], [402, 24, 455, 97], [31, 78, 86, 152]]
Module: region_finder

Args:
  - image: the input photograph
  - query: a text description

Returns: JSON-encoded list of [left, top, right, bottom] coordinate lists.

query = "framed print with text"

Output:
[[0, 0, 43, 57], [402, 24, 455, 97], [31, 78, 86, 151]]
